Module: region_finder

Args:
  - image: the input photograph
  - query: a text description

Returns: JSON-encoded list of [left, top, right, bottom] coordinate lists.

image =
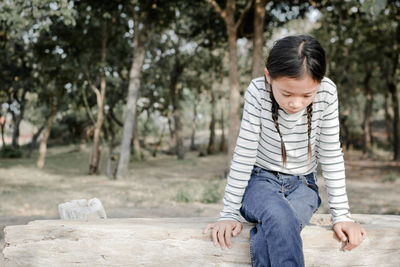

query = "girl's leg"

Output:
[[285, 173, 322, 231], [249, 223, 270, 267], [240, 169, 304, 267]]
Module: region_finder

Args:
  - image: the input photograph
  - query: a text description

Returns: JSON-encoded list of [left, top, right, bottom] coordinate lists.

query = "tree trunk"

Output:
[[169, 50, 185, 160], [115, 12, 149, 179], [339, 109, 350, 152], [171, 81, 184, 159], [368, 115, 374, 147], [0, 115, 6, 147], [362, 71, 373, 157], [383, 20, 399, 159], [167, 113, 175, 154], [207, 78, 216, 155], [152, 125, 166, 157], [208, 0, 252, 168], [140, 109, 150, 148], [89, 23, 108, 174], [226, 17, 241, 167], [27, 123, 46, 158], [251, 0, 267, 78], [9, 88, 27, 149], [10, 111, 21, 148], [384, 91, 392, 144], [105, 116, 117, 179], [190, 95, 198, 151], [384, 40, 399, 160], [37, 96, 57, 169], [388, 80, 400, 160], [4, 214, 400, 266], [219, 79, 227, 153], [131, 109, 142, 160], [88, 73, 106, 174]]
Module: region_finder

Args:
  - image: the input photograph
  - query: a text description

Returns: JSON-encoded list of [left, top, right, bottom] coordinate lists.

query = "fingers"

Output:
[[343, 235, 360, 251], [227, 224, 237, 248], [204, 221, 242, 250], [361, 227, 367, 238], [204, 223, 221, 248], [232, 222, 242, 236], [341, 224, 366, 251], [203, 223, 213, 234], [217, 226, 227, 249], [341, 228, 357, 251], [334, 224, 347, 242], [212, 226, 219, 247]]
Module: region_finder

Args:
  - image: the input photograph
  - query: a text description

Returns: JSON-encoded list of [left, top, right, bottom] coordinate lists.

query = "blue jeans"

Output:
[[239, 166, 321, 267]]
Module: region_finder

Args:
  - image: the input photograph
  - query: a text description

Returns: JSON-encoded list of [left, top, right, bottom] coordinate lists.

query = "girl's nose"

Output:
[[289, 99, 301, 108]]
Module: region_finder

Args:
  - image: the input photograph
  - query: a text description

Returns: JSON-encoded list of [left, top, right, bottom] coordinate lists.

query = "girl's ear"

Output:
[[264, 68, 271, 84]]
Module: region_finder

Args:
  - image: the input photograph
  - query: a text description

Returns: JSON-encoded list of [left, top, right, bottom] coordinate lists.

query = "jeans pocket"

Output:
[[302, 176, 321, 212], [304, 176, 319, 193], [251, 166, 261, 176]]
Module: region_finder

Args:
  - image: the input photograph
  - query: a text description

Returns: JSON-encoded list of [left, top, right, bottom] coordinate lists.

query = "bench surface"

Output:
[[2, 214, 400, 266]]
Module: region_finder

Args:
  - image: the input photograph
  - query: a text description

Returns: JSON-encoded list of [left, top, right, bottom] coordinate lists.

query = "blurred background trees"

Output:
[[0, 0, 399, 176]]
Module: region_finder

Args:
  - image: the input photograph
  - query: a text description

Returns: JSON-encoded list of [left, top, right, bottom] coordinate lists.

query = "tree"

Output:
[[207, 0, 253, 168], [252, 0, 268, 78], [0, 0, 76, 153], [312, 0, 400, 159], [116, 1, 178, 178]]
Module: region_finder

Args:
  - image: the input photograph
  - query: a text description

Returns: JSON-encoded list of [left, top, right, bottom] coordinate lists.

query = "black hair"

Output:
[[266, 34, 326, 82], [265, 34, 326, 167]]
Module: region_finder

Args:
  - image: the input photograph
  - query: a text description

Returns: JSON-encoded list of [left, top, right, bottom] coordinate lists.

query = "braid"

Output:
[[306, 103, 313, 163], [266, 76, 287, 167]]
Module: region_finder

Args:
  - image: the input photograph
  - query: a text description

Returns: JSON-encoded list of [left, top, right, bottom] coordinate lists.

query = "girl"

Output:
[[203, 34, 366, 266]]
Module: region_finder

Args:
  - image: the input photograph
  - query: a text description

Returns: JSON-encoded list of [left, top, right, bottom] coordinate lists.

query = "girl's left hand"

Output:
[[333, 221, 367, 251]]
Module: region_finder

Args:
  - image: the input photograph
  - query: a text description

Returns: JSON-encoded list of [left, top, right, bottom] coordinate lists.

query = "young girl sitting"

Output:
[[204, 34, 366, 267]]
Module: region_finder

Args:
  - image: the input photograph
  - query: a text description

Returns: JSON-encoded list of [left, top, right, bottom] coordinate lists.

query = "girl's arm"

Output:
[[219, 79, 262, 222], [204, 79, 263, 249], [318, 80, 366, 250], [318, 81, 353, 224]]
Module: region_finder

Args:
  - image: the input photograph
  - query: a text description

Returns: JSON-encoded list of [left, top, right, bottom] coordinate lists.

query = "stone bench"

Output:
[[2, 214, 400, 266]]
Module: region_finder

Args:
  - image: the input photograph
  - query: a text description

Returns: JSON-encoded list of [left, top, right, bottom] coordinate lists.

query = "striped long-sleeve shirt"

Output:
[[219, 76, 354, 225]]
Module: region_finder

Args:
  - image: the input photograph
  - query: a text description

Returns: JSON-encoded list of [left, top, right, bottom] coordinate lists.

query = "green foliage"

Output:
[[1, 0, 398, 165], [201, 181, 222, 204], [175, 187, 193, 203], [312, 0, 400, 157], [49, 121, 69, 141], [129, 149, 146, 162], [0, 0, 77, 38], [0, 146, 23, 158], [381, 172, 399, 183], [360, 0, 387, 16]]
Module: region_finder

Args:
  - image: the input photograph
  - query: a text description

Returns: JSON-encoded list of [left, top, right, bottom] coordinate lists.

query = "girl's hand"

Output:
[[333, 221, 367, 251], [203, 220, 243, 250]]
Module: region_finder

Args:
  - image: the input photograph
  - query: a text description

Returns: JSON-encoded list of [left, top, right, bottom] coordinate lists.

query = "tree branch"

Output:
[[83, 65, 101, 101], [108, 107, 123, 127], [206, 0, 226, 19], [81, 86, 96, 126], [235, 0, 253, 30]]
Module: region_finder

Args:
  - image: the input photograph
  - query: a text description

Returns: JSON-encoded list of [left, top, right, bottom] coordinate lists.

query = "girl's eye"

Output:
[[305, 95, 312, 98], [283, 94, 290, 97]]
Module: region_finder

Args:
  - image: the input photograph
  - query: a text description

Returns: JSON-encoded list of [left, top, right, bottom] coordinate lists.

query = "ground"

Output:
[[1, 145, 400, 260]]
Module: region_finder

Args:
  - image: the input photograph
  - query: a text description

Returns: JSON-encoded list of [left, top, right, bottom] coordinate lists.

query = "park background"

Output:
[[1, 0, 400, 257]]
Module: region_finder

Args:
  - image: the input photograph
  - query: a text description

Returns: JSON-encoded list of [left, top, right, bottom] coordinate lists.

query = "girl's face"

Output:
[[265, 68, 320, 114]]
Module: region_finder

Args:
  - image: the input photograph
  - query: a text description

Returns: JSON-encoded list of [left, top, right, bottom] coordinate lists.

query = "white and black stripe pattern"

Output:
[[219, 76, 354, 225]]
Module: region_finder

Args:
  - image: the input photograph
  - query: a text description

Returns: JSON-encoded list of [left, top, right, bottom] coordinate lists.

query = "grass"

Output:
[[381, 172, 399, 183], [1, 145, 400, 221], [175, 187, 194, 203], [201, 181, 223, 204]]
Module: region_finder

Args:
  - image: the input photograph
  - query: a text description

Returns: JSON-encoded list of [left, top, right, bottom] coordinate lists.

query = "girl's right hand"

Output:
[[203, 220, 243, 249]]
